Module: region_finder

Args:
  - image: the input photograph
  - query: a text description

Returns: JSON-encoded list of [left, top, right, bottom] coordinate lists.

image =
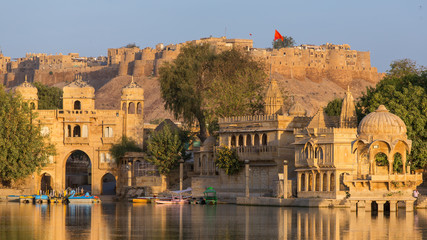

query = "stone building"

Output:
[[14, 75, 144, 195]]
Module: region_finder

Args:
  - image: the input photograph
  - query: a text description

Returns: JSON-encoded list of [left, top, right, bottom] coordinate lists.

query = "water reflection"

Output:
[[0, 202, 427, 239]]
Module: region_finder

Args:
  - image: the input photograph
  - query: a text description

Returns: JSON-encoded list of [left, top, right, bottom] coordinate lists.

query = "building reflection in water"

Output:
[[1, 203, 427, 239]]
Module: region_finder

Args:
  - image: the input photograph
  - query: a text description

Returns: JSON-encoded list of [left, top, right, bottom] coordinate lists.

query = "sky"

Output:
[[0, 0, 426, 72]]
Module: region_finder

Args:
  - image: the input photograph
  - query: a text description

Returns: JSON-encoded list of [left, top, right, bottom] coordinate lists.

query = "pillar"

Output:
[[326, 172, 330, 192], [297, 172, 301, 192], [319, 172, 323, 192], [283, 160, 288, 198], [179, 159, 184, 191], [245, 160, 250, 198], [304, 173, 309, 192], [377, 201, 386, 212], [365, 200, 372, 212], [350, 201, 357, 212], [406, 201, 414, 212], [127, 162, 132, 187], [312, 172, 316, 192], [389, 201, 397, 212]]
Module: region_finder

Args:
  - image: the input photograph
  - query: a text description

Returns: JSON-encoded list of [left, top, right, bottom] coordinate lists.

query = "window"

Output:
[[74, 101, 81, 110], [104, 127, 113, 137], [73, 125, 81, 137], [262, 134, 267, 146], [128, 102, 135, 114], [137, 102, 142, 114]]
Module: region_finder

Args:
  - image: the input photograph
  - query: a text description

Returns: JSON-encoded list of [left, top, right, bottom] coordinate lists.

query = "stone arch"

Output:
[[74, 100, 81, 110], [330, 173, 335, 191], [254, 134, 260, 146], [369, 140, 392, 154], [238, 135, 244, 146], [300, 173, 306, 191], [375, 152, 389, 174], [65, 150, 91, 192], [230, 135, 236, 147], [137, 102, 142, 114], [73, 125, 81, 137], [122, 102, 127, 113], [246, 135, 252, 146], [40, 172, 52, 193], [308, 173, 313, 191], [101, 173, 116, 195], [128, 102, 135, 114], [393, 152, 403, 174], [262, 134, 267, 146], [318, 147, 324, 162]]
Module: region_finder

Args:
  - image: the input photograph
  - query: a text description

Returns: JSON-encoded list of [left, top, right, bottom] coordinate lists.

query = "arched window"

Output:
[[137, 102, 142, 114], [323, 173, 328, 191], [231, 135, 236, 147], [330, 173, 335, 191], [73, 125, 81, 137], [308, 173, 313, 191], [319, 148, 324, 161], [393, 153, 403, 174], [262, 134, 267, 145], [254, 134, 260, 146], [238, 135, 244, 146], [122, 102, 127, 113], [375, 152, 388, 166], [74, 100, 81, 110], [246, 135, 252, 146], [128, 102, 135, 114], [30, 102, 36, 110]]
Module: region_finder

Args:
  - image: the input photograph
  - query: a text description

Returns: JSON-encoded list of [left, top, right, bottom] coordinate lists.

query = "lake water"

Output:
[[1, 202, 427, 239]]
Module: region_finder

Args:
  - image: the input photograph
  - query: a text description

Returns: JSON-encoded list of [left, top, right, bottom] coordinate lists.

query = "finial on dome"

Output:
[[131, 76, 134, 83], [347, 85, 350, 92], [24, 75, 28, 83], [376, 105, 388, 112]]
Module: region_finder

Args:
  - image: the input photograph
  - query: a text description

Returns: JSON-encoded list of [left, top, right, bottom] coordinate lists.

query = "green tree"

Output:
[[0, 85, 55, 186], [215, 146, 241, 175], [159, 44, 266, 142], [124, 43, 139, 48], [324, 98, 342, 116], [33, 82, 63, 109], [146, 125, 183, 175], [110, 136, 143, 162], [387, 58, 426, 78], [272, 36, 296, 49], [358, 70, 426, 169]]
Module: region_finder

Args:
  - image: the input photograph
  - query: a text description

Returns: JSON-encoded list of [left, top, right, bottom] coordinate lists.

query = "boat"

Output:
[[132, 197, 156, 203], [67, 190, 101, 204], [19, 195, 35, 204], [155, 188, 192, 204], [34, 195, 49, 204], [203, 187, 217, 205]]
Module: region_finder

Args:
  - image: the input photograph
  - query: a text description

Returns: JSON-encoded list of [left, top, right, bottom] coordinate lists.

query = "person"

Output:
[[413, 189, 419, 198]]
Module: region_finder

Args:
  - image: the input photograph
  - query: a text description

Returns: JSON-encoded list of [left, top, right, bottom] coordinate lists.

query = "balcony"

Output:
[[64, 137, 89, 145], [234, 145, 277, 161]]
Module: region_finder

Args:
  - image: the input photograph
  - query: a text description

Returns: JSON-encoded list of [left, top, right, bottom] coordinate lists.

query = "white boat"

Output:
[[155, 188, 192, 204]]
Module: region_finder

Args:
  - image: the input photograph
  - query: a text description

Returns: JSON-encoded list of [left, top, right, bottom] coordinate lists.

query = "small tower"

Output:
[[264, 79, 284, 115], [121, 76, 144, 145], [14, 75, 38, 109], [62, 74, 95, 111], [339, 87, 357, 128]]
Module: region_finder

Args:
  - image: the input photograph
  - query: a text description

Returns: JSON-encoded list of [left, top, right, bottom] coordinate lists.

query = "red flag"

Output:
[[274, 29, 284, 41]]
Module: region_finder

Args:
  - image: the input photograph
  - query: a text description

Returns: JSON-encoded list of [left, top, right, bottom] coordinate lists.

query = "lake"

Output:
[[1, 202, 426, 239]]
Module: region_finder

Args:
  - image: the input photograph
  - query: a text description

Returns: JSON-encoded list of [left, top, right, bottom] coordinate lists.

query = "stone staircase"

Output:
[[415, 195, 427, 208]]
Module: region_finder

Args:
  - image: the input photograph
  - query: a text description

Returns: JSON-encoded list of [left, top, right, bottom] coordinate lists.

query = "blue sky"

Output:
[[0, 0, 426, 72]]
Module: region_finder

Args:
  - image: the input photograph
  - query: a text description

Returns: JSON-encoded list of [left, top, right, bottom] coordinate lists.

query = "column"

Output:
[[350, 201, 357, 212], [326, 172, 330, 192], [377, 200, 386, 212], [179, 159, 184, 191], [365, 200, 372, 212], [319, 172, 323, 192], [312, 172, 316, 192], [245, 160, 250, 198], [304, 173, 309, 192], [389, 201, 397, 212], [406, 201, 414, 212], [127, 162, 132, 187], [283, 160, 288, 198], [297, 172, 301, 192]]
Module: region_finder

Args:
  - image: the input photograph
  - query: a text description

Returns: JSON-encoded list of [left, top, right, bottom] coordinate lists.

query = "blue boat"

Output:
[[67, 190, 101, 204], [35, 195, 49, 203]]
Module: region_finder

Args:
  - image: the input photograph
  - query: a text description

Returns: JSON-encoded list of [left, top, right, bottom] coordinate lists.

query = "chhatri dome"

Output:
[[121, 76, 144, 101], [357, 105, 407, 140], [15, 75, 38, 101], [288, 102, 307, 116]]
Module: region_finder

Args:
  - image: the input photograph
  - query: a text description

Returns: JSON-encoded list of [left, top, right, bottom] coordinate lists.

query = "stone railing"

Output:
[[219, 114, 278, 123]]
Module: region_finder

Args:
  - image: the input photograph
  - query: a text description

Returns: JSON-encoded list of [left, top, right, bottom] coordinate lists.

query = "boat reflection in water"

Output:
[[1, 202, 427, 239]]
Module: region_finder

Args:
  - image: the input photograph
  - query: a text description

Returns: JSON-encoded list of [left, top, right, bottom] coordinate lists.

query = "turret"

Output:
[[62, 74, 95, 111], [14, 75, 38, 109], [121, 76, 144, 145], [339, 87, 357, 128], [264, 79, 284, 115]]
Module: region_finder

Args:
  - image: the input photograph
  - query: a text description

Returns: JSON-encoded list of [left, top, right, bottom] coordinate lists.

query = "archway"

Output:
[[40, 173, 52, 193], [101, 173, 116, 195], [66, 150, 91, 192], [393, 153, 403, 173], [74, 100, 81, 110]]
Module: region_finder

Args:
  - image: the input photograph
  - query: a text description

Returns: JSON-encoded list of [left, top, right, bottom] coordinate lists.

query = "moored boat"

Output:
[[155, 188, 192, 204], [67, 190, 101, 204], [203, 187, 217, 205]]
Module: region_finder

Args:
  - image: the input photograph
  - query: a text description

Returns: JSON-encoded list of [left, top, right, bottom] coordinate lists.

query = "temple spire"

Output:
[[264, 79, 284, 115], [340, 88, 357, 128]]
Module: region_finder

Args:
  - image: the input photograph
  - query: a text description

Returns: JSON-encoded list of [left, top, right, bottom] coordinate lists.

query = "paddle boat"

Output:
[[155, 188, 192, 204], [19, 195, 35, 204], [203, 187, 217, 205], [67, 190, 101, 204], [35, 195, 49, 204]]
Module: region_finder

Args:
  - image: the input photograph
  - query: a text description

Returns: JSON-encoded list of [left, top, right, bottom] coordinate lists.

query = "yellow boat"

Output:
[[132, 197, 152, 203]]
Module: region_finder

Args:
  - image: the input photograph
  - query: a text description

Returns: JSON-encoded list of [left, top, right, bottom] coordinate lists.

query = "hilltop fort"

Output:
[[0, 37, 384, 119]]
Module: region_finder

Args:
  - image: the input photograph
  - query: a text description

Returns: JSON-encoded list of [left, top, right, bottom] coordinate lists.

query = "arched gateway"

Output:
[[65, 150, 92, 192]]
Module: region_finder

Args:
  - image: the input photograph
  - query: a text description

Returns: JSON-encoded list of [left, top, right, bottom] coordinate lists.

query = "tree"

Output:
[[33, 82, 63, 109], [159, 44, 267, 142], [0, 85, 55, 186], [110, 136, 143, 162], [146, 125, 183, 175], [124, 43, 139, 48], [387, 58, 426, 78], [358, 70, 426, 169], [215, 146, 241, 175], [324, 98, 342, 116], [272, 36, 296, 49]]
